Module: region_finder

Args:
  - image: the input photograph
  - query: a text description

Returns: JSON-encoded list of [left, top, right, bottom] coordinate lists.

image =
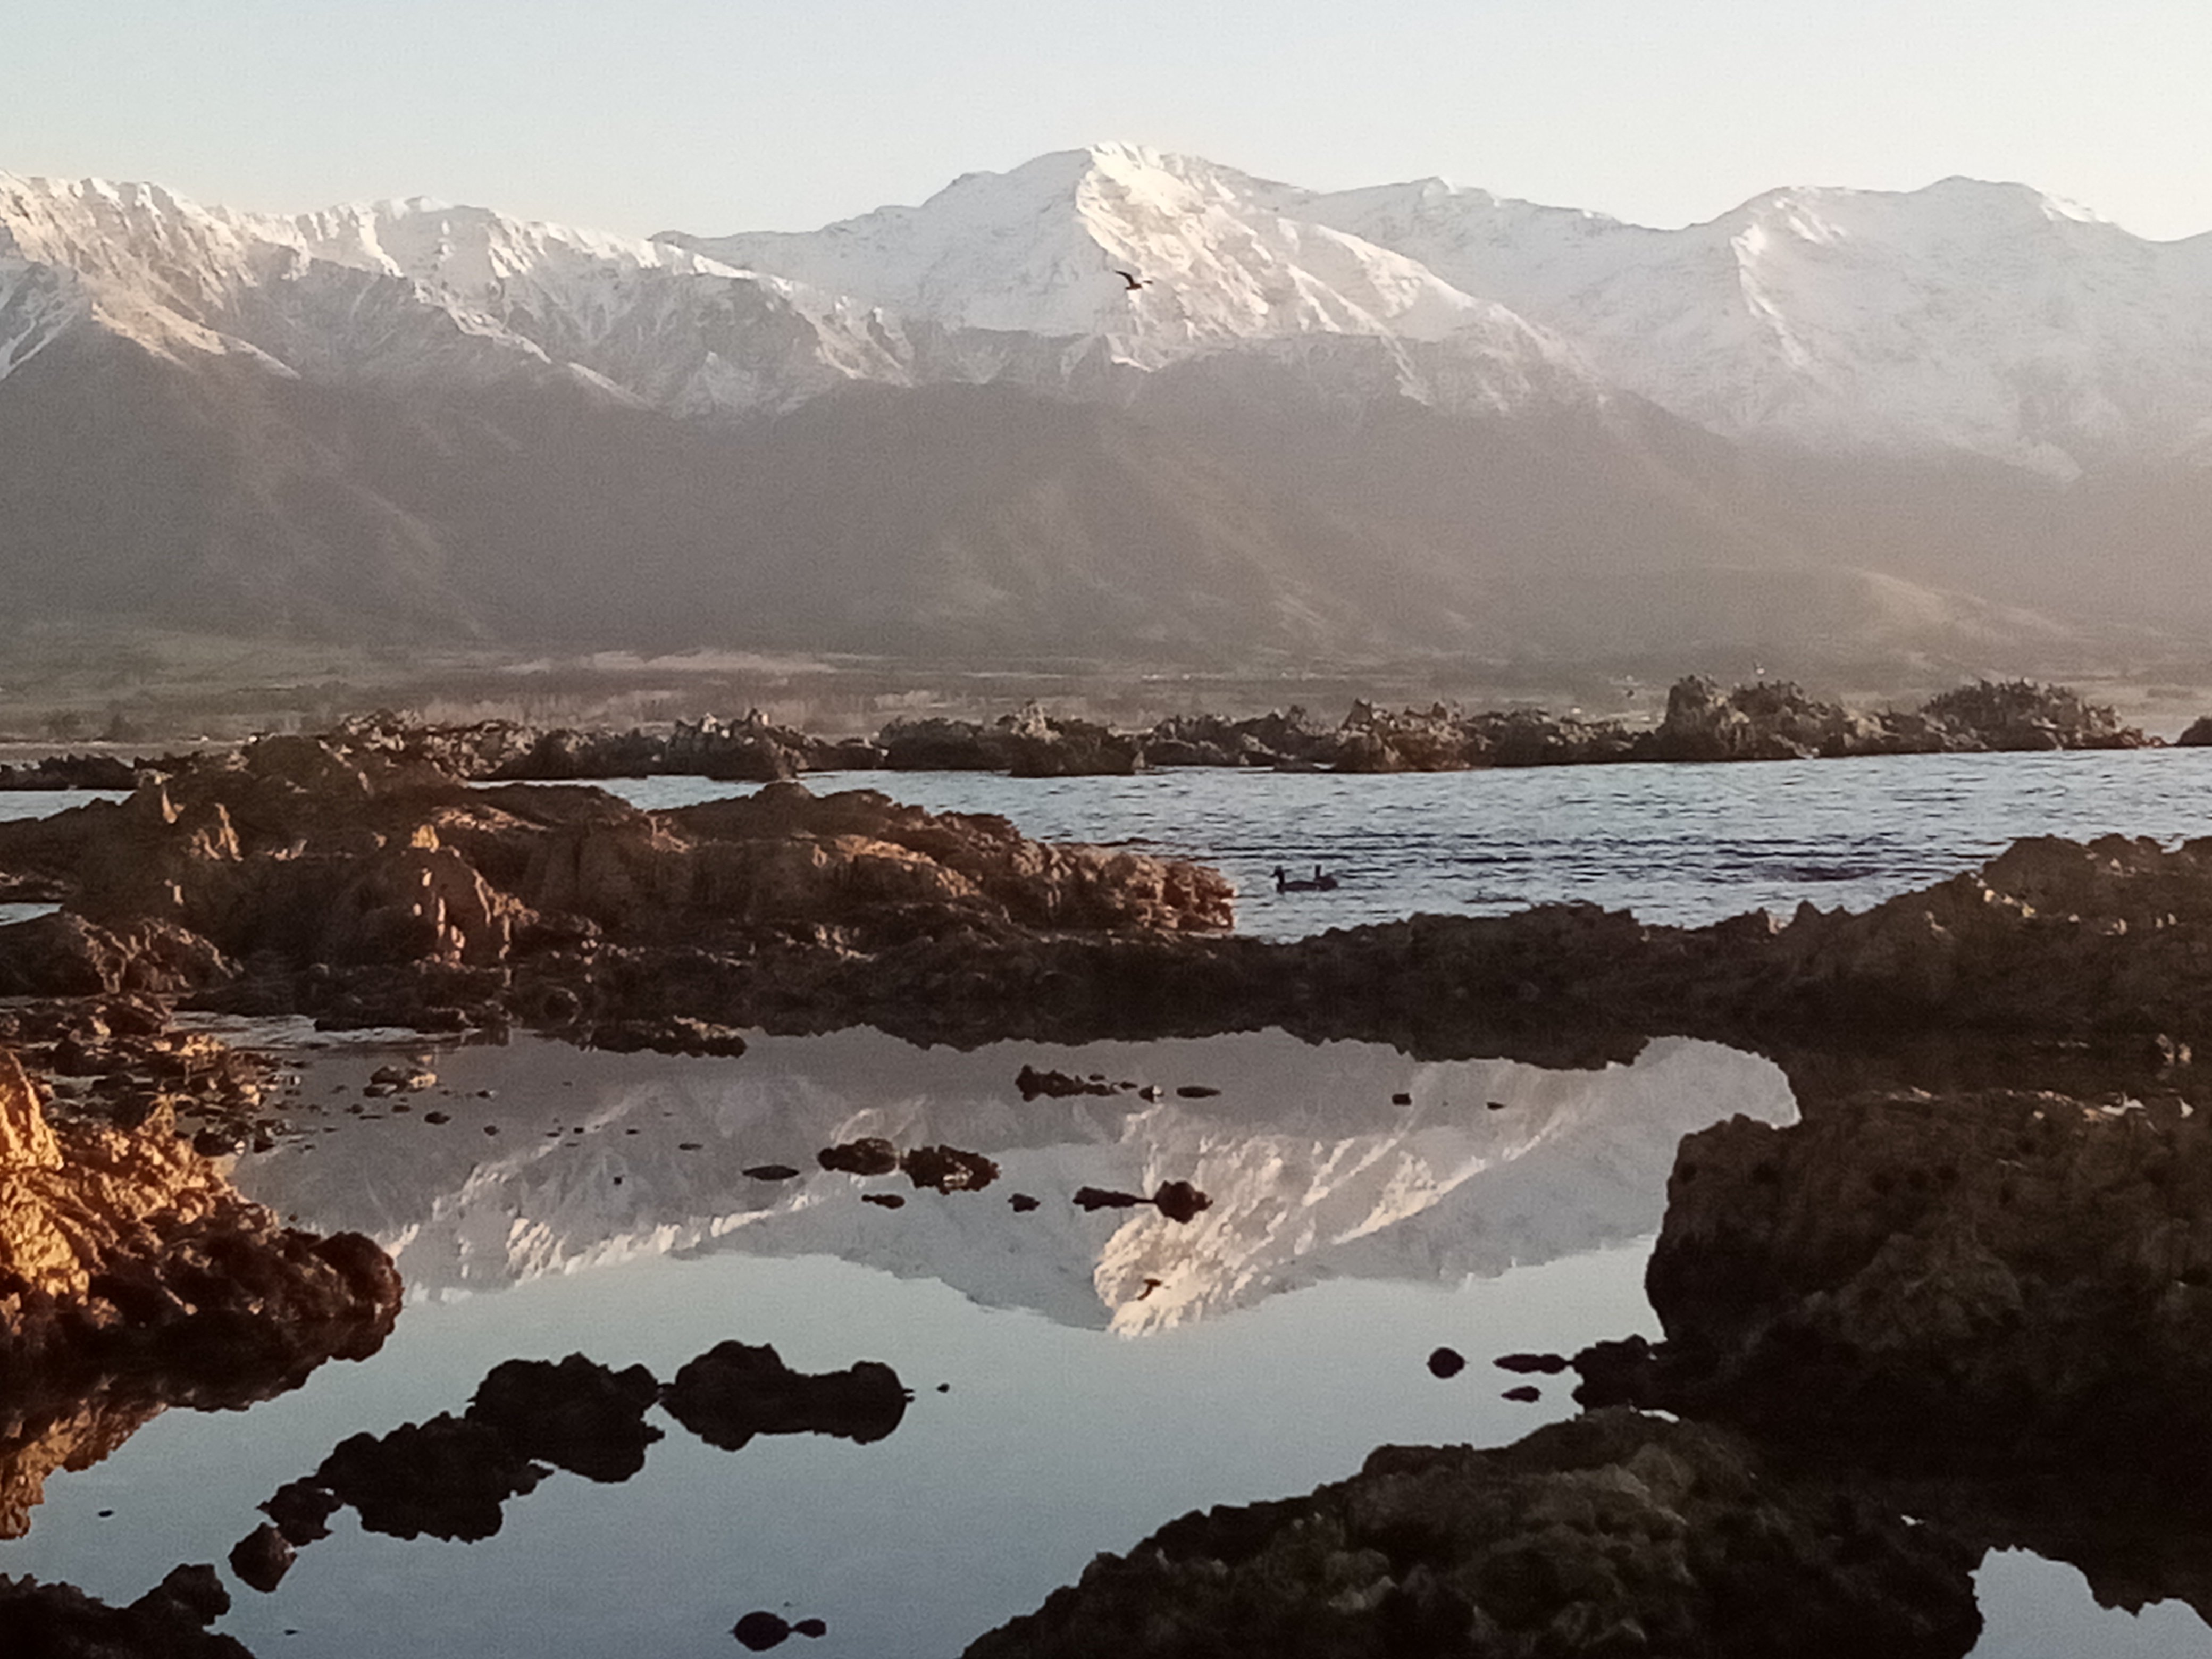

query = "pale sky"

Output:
[[5, 0, 2209, 241]]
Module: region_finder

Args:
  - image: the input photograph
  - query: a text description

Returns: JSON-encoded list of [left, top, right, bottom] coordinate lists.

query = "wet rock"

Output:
[[963, 1410, 1978, 1659], [227, 1521, 296, 1593], [0, 1049, 401, 1429], [1494, 1353, 1569, 1376], [0, 1563, 253, 1657], [1072, 1187, 1146, 1212], [1016, 1065, 1116, 1100], [1578, 1086, 2212, 1487], [817, 1137, 899, 1177], [1152, 1180, 1212, 1224], [662, 1340, 908, 1452], [901, 1144, 1000, 1194], [1426, 1346, 1465, 1379], [315, 1413, 548, 1542], [468, 1354, 663, 1484], [733, 1610, 794, 1650], [260, 1480, 340, 1545]]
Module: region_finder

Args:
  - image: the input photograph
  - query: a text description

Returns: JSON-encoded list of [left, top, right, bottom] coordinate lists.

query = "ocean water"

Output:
[[4, 756, 2210, 1653], [610, 746, 2212, 939]]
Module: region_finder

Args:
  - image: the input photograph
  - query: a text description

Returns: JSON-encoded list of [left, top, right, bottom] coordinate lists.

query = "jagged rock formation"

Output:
[[962, 1410, 1979, 1658], [0, 732, 1233, 1035], [1576, 1086, 2212, 1486], [0, 1046, 399, 1537]]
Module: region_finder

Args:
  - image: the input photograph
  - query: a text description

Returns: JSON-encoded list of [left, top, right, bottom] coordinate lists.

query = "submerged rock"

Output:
[[962, 1410, 1979, 1659]]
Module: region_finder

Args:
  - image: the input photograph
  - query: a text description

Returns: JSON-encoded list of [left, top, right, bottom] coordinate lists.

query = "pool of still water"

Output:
[[7, 753, 2212, 1651]]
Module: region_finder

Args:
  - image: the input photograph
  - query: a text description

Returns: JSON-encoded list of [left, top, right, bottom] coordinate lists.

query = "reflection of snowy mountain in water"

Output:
[[232, 1029, 1794, 1334]]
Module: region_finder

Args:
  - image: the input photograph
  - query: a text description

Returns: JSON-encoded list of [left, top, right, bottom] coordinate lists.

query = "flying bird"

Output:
[[1114, 269, 1151, 292]]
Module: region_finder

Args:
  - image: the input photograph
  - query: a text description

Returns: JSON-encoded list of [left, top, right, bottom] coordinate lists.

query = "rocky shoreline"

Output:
[[3, 714, 2211, 1652], [0, 675, 2155, 795]]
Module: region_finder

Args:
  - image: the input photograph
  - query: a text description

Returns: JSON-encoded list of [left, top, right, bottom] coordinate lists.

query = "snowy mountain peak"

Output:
[[663, 141, 1597, 410]]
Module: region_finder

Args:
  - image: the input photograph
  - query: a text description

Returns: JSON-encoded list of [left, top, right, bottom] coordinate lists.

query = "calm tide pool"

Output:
[[6, 1027, 1781, 1656]]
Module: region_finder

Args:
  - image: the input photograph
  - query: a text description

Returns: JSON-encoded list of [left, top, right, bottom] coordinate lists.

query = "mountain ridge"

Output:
[[5, 147, 2209, 673]]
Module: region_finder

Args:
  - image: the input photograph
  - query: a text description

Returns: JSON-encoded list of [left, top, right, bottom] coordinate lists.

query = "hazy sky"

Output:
[[6, 0, 2208, 240]]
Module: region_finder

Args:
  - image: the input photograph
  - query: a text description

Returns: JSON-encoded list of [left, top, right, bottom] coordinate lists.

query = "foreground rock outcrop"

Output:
[[1577, 1085, 2212, 1486], [0, 1047, 400, 1537], [963, 1409, 1979, 1658]]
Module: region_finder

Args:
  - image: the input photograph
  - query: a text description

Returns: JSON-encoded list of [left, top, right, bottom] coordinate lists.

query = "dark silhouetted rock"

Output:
[[817, 1137, 899, 1177], [962, 1411, 1979, 1659], [260, 1480, 340, 1546], [1072, 1187, 1146, 1212], [467, 1354, 663, 1484], [743, 1164, 801, 1182], [902, 1144, 1000, 1193], [1009, 1193, 1040, 1213], [860, 1193, 904, 1209], [1016, 1065, 1115, 1100], [1501, 1384, 1541, 1403], [227, 1522, 295, 1593], [733, 1610, 794, 1650], [1494, 1353, 1569, 1376], [663, 1340, 908, 1452], [315, 1414, 547, 1542], [0, 1562, 250, 1658], [1152, 1180, 1212, 1224], [1426, 1347, 1465, 1379]]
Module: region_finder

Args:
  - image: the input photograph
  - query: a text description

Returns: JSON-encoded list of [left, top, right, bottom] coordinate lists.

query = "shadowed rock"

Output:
[[962, 1410, 1979, 1659], [0, 1563, 248, 1657], [467, 1354, 663, 1484], [662, 1340, 908, 1453], [901, 1144, 1000, 1193]]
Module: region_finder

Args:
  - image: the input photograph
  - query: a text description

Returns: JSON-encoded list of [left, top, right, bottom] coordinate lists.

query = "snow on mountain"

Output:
[[1300, 173, 2212, 475], [0, 173, 916, 413], [12, 149, 2212, 474], [665, 142, 1603, 414]]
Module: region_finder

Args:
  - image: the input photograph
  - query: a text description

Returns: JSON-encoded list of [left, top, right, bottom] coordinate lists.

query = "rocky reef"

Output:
[[7, 722, 2212, 1062], [0, 731, 1233, 1042], [963, 1409, 1980, 1658]]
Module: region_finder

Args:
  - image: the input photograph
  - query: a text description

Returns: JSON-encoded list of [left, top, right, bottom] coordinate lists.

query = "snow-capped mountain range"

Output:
[[11, 143, 2210, 473], [5, 142, 2210, 663]]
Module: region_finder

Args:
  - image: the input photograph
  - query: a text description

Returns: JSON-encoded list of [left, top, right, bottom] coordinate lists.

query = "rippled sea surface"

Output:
[[614, 747, 2212, 939], [7, 757, 2212, 1655]]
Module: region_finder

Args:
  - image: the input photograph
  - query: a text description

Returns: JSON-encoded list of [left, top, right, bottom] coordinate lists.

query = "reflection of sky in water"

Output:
[[6, 1031, 1767, 1657]]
